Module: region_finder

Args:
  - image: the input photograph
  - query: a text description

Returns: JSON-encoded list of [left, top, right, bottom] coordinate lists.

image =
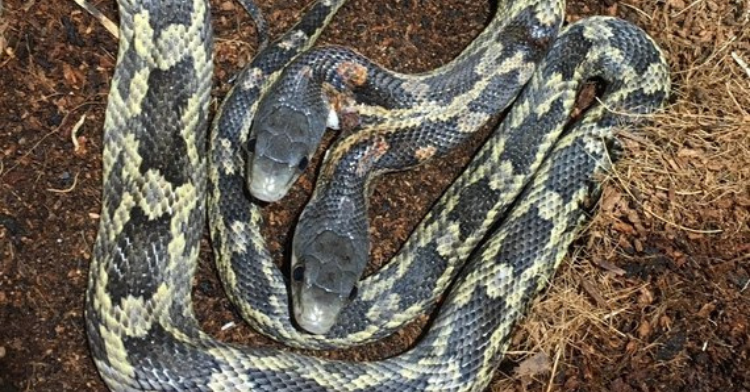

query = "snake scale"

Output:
[[84, 0, 670, 391]]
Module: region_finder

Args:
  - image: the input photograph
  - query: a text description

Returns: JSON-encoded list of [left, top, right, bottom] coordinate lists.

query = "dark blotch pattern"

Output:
[[137, 63, 194, 186], [448, 178, 501, 241], [107, 207, 172, 305]]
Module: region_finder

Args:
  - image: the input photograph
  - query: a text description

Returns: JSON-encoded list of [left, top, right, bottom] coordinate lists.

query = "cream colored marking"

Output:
[[486, 135, 507, 166], [487, 160, 520, 191], [278, 30, 308, 50], [229, 221, 249, 254], [217, 138, 238, 175], [474, 43, 504, 75], [643, 62, 670, 94], [116, 284, 172, 337], [134, 169, 175, 218], [98, 325, 136, 378], [536, 0, 565, 26], [534, 75, 573, 118], [506, 95, 533, 130], [456, 111, 491, 134], [241, 67, 265, 90], [108, 192, 136, 243], [347, 371, 392, 390], [434, 223, 460, 258], [132, 11, 155, 60], [366, 293, 401, 321], [181, 91, 204, 164], [400, 79, 431, 97], [583, 22, 613, 41]]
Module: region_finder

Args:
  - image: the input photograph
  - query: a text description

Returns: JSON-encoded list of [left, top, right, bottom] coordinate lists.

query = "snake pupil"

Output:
[[292, 265, 305, 282], [348, 285, 358, 301], [247, 138, 257, 152]]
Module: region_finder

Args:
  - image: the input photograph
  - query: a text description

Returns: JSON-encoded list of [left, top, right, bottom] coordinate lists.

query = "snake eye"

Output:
[[297, 156, 309, 171], [246, 138, 257, 152], [292, 265, 305, 282], [348, 285, 358, 301]]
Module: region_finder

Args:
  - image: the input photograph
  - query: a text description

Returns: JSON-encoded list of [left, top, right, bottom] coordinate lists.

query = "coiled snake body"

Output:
[[85, 0, 670, 391]]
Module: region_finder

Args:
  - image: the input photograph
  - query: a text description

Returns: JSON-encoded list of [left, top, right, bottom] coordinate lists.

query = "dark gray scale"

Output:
[[138, 64, 196, 186], [445, 177, 502, 241]]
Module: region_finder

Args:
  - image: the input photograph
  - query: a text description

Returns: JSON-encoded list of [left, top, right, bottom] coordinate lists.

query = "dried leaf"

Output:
[[514, 352, 551, 378], [638, 287, 654, 306], [697, 302, 716, 318], [637, 319, 651, 338], [601, 188, 622, 213]]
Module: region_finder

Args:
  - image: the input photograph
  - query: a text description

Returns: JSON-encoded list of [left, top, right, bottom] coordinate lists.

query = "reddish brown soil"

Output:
[[0, 1, 748, 392]]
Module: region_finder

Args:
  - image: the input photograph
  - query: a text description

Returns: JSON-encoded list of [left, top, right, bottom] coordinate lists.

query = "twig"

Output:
[[71, 0, 118, 38], [545, 345, 563, 392], [621, 3, 653, 21], [731, 52, 750, 80], [47, 171, 80, 193], [71, 113, 86, 153]]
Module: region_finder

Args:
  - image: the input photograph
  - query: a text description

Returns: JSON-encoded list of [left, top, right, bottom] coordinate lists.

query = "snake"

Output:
[[84, 0, 670, 390], [245, 0, 563, 335]]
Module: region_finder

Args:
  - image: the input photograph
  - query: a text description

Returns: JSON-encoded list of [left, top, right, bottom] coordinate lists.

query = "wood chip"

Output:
[[596, 260, 627, 276], [581, 280, 608, 308]]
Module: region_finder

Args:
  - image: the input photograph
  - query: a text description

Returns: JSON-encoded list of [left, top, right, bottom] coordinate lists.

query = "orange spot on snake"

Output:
[[337, 61, 368, 87]]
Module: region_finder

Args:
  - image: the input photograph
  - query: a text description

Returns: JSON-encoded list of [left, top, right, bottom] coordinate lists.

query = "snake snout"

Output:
[[291, 229, 364, 334], [247, 156, 298, 202]]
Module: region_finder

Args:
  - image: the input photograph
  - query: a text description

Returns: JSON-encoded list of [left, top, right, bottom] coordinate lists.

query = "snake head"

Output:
[[246, 70, 341, 202], [246, 104, 318, 202], [290, 197, 368, 334]]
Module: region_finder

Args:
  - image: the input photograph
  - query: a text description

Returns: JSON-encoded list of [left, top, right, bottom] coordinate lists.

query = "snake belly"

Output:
[[86, 0, 670, 391]]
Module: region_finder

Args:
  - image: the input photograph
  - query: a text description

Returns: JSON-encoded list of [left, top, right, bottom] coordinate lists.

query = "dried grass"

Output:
[[492, 0, 749, 389]]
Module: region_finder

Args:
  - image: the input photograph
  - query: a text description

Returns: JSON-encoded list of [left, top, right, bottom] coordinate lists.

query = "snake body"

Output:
[[246, 0, 563, 334], [234, 0, 564, 336], [85, 0, 670, 390]]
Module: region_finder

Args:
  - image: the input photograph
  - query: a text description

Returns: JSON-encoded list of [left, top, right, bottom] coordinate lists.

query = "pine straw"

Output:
[[491, 1, 749, 390]]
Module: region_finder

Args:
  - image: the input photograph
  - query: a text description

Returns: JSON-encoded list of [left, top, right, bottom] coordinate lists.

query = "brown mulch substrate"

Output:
[[0, 0, 747, 391]]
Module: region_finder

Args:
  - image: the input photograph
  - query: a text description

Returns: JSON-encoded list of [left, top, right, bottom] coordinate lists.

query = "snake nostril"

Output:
[[297, 156, 309, 171]]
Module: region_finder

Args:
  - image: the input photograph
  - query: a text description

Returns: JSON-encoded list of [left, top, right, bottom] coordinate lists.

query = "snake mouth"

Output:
[[293, 285, 346, 335], [247, 156, 298, 202]]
